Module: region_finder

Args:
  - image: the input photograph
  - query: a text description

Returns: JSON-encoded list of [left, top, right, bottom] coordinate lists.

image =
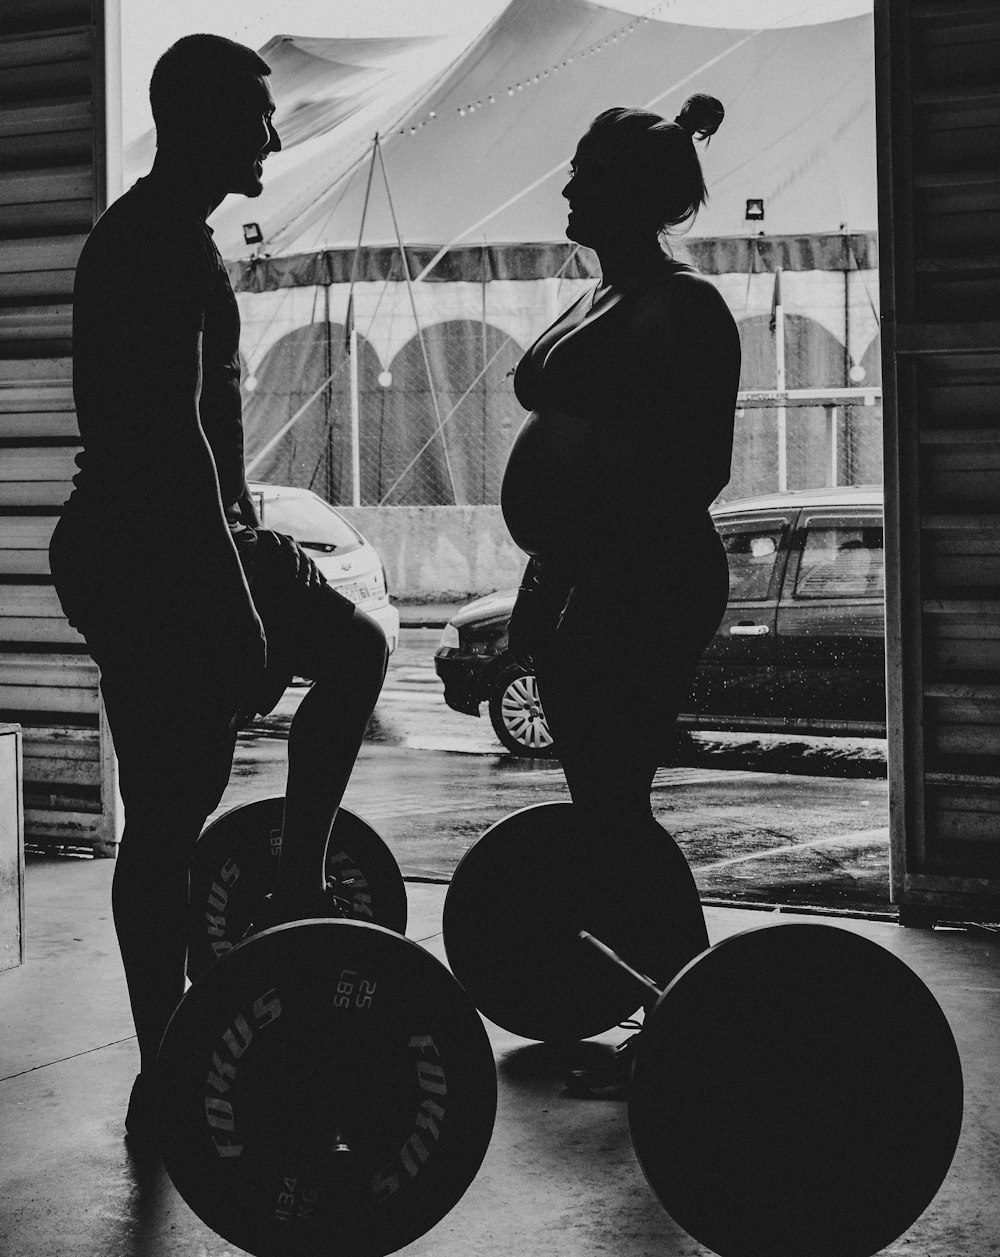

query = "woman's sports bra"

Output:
[[513, 258, 697, 423]]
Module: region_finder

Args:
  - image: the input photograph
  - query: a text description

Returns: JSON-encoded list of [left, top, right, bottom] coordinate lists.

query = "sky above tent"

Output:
[[120, 0, 872, 142]]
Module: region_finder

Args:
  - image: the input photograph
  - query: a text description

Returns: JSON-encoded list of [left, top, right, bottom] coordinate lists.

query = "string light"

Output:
[[392, 1, 676, 137]]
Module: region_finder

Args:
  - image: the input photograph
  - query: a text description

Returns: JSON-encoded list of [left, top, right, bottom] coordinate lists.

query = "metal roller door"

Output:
[[0, 0, 120, 854], [877, 0, 1000, 922]]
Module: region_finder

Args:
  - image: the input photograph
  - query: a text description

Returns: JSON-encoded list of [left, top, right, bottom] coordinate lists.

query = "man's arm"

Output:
[[235, 483, 262, 527], [126, 306, 266, 696]]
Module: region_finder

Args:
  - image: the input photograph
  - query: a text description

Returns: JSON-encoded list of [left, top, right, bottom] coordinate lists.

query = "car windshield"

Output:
[[258, 493, 362, 554]]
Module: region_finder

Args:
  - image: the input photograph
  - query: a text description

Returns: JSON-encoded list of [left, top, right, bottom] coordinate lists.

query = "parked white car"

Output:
[[249, 481, 399, 653]]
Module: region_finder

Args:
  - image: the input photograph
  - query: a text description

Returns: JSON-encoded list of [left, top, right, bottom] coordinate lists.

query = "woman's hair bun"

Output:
[[674, 93, 725, 142]]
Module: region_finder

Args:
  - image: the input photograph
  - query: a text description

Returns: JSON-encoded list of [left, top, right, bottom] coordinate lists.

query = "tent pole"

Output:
[[349, 300, 361, 507], [376, 137, 459, 505], [481, 237, 489, 504], [346, 135, 380, 509], [246, 137, 378, 486], [324, 282, 334, 499]]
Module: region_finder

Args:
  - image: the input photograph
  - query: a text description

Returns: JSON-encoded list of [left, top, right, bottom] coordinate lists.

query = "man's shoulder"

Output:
[[77, 182, 217, 303], [85, 182, 211, 259]]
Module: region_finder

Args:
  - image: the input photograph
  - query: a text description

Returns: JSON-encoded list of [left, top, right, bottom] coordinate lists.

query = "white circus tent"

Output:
[[127, 0, 882, 506]]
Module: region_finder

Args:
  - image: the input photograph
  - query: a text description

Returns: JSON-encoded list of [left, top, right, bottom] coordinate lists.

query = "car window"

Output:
[[258, 493, 363, 553], [719, 520, 787, 601], [794, 521, 885, 599]]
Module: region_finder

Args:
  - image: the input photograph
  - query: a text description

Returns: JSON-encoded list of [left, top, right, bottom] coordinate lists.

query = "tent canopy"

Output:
[[193, 0, 876, 262]]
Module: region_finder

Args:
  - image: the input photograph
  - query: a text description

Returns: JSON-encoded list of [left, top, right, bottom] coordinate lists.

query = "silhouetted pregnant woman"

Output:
[[501, 97, 741, 1088]]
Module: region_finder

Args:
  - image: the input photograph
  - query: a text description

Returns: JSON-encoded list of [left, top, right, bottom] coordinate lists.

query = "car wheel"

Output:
[[488, 665, 556, 759]]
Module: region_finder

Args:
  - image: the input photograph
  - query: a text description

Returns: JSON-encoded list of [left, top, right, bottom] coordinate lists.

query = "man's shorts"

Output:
[[50, 516, 356, 827], [240, 528, 357, 717]]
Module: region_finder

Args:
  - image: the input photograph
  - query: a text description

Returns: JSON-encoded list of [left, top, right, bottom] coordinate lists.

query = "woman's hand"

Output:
[[506, 560, 570, 668], [507, 588, 552, 668]]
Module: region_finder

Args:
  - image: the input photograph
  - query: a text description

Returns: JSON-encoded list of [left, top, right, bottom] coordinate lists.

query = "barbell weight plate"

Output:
[[188, 796, 408, 981], [157, 919, 498, 1257], [443, 802, 709, 1042], [628, 923, 964, 1257]]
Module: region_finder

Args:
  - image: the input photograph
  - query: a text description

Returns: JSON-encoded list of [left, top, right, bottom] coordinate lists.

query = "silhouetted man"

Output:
[[49, 34, 388, 1147]]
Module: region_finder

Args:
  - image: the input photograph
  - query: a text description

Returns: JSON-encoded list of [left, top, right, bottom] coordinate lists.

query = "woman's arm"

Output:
[[629, 271, 741, 510]]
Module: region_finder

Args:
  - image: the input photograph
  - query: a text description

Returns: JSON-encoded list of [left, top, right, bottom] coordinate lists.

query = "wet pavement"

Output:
[[9, 629, 1000, 1257], [220, 626, 891, 916]]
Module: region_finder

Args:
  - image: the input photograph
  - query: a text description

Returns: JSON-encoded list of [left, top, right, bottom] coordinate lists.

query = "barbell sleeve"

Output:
[[577, 930, 664, 1002]]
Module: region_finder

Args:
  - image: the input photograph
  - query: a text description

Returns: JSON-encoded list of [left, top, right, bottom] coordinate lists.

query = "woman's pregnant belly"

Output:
[[501, 408, 611, 559], [501, 410, 567, 556]]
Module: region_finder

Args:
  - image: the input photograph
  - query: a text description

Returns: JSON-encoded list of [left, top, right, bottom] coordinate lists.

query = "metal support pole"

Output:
[[774, 267, 787, 492]]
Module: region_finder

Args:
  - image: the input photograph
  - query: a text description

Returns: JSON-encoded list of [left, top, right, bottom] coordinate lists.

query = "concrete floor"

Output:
[[2, 855, 999, 1257]]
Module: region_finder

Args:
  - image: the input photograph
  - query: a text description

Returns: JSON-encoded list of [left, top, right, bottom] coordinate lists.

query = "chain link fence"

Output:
[[724, 401, 884, 502], [239, 288, 882, 506], [242, 311, 527, 506]]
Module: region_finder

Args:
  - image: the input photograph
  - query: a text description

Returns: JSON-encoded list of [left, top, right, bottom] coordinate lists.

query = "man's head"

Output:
[[150, 34, 281, 199]]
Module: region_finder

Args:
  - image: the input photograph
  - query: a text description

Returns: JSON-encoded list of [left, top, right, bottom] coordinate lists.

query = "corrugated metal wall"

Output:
[[0, 0, 120, 854], [877, 0, 1000, 922]]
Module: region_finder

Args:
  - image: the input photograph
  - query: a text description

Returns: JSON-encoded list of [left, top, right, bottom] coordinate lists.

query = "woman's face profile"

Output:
[[562, 128, 661, 249], [561, 132, 623, 248]]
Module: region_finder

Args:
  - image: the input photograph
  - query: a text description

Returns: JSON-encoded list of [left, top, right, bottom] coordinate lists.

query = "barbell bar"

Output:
[[443, 801, 709, 1041], [443, 802, 965, 1257]]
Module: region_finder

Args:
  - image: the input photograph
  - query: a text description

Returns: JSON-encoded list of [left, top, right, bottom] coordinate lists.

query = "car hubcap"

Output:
[[501, 674, 553, 750]]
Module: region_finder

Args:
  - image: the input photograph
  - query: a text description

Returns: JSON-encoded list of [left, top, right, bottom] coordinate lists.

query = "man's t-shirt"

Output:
[[53, 176, 267, 694], [70, 175, 246, 520]]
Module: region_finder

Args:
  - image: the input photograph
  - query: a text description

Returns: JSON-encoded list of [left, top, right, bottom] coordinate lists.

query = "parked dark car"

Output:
[[434, 486, 887, 757]]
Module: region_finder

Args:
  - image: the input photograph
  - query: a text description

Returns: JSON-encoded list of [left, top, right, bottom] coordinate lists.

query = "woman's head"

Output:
[[562, 94, 724, 249]]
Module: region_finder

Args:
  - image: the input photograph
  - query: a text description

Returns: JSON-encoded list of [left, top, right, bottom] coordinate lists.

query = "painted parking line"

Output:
[[652, 767, 761, 789], [471, 766, 769, 785], [378, 689, 445, 703], [343, 768, 768, 822], [694, 827, 889, 872], [342, 793, 498, 822]]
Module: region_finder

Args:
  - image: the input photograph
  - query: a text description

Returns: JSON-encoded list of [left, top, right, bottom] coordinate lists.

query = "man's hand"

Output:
[[254, 529, 327, 591]]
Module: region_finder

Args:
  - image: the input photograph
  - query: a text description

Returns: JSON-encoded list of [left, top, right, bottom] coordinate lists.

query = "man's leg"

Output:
[[100, 672, 238, 1075], [274, 604, 388, 907], [112, 811, 201, 1073]]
